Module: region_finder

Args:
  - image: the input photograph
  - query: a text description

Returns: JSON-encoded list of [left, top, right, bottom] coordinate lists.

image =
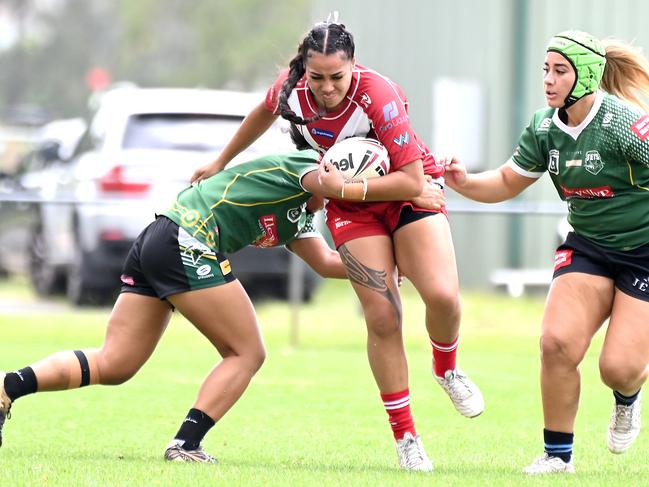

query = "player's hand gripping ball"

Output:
[[321, 137, 390, 181]]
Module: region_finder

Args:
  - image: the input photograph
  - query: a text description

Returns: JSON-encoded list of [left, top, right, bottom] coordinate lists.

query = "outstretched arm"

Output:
[[444, 157, 537, 202], [192, 102, 279, 183]]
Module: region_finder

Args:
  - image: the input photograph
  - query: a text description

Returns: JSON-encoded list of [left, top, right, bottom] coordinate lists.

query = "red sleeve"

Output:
[[362, 76, 422, 171], [264, 69, 289, 114]]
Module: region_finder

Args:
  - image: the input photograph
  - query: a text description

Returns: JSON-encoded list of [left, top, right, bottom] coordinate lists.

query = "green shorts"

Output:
[[120, 216, 235, 299]]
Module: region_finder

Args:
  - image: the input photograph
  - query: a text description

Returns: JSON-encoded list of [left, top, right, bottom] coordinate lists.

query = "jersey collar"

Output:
[[552, 90, 605, 141]]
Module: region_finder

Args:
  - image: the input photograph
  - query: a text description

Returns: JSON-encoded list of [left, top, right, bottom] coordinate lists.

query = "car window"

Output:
[[122, 114, 244, 152]]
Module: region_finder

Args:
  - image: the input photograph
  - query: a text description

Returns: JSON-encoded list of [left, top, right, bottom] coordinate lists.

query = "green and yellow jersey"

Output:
[[163, 150, 320, 253]]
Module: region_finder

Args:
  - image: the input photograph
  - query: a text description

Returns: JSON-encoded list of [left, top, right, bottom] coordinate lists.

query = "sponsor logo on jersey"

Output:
[[548, 149, 559, 175], [565, 159, 582, 167], [220, 259, 231, 275], [393, 132, 410, 147], [311, 127, 335, 139], [584, 150, 604, 175], [554, 249, 573, 271], [631, 115, 649, 140], [287, 206, 302, 223], [180, 209, 202, 227], [360, 92, 372, 108], [378, 114, 409, 133], [196, 264, 215, 280], [253, 214, 279, 247], [383, 101, 399, 122], [537, 117, 552, 133], [602, 112, 613, 127], [560, 184, 614, 199]]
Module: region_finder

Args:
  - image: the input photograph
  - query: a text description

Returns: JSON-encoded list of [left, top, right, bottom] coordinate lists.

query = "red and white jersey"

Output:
[[265, 64, 442, 177]]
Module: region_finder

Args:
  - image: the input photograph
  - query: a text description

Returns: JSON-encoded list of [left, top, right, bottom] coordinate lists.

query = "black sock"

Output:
[[614, 389, 640, 406], [543, 428, 573, 463], [174, 408, 215, 450], [4, 367, 38, 401]]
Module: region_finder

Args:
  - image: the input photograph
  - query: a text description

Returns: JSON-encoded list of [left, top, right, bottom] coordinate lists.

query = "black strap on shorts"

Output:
[[73, 350, 91, 387]]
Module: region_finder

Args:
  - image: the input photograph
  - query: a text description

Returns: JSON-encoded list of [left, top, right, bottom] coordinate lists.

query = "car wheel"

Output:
[[66, 241, 113, 306], [28, 223, 66, 296]]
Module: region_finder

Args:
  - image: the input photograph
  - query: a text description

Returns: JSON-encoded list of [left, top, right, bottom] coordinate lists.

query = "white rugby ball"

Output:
[[322, 137, 390, 180]]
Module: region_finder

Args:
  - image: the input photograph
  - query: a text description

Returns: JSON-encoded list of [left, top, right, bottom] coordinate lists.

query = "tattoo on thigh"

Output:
[[339, 244, 401, 318]]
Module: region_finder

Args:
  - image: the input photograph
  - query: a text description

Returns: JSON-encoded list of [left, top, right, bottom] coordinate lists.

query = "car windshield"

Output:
[[122, 113, 244, 152]]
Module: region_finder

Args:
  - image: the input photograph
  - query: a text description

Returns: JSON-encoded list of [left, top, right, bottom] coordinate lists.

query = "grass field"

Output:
[[0, 276, 647, 486]]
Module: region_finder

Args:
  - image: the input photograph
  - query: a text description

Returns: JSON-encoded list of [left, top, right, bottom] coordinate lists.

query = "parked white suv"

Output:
[[24, 86, 319, 305]]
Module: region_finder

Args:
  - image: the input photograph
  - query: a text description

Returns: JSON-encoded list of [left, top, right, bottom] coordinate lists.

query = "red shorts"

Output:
[[324, 200, 446, 248]]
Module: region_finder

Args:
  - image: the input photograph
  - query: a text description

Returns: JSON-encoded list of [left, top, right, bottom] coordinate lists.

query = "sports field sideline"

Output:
[[0, 277, 646, 486]]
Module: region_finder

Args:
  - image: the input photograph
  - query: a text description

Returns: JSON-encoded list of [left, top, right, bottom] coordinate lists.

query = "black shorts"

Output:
[[553, 232, 649, 302], [396, 205, 437, 230], [120, 216, 236, 300]]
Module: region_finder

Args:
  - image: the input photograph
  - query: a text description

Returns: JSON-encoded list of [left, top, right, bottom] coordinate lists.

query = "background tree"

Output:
[[0, 0, 311, 120]]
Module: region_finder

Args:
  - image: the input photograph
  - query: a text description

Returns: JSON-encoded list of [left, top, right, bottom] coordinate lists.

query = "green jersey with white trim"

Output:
[[163, 150, 320, 253], [510, 91, 649, 250]]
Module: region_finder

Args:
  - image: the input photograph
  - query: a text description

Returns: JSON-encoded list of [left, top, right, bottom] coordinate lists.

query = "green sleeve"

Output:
[[510, 114, 547, 175]]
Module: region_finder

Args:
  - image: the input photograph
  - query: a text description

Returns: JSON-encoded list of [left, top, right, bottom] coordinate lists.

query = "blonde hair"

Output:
[[601, 38, 649, 113]]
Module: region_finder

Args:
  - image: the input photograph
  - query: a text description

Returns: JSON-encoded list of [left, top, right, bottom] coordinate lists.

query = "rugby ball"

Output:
[[322, 137, 390, 180]]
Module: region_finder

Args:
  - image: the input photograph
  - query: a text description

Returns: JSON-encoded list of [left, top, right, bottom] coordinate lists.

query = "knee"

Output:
[[364, 304, 402, 339], [422, 286, 461, 319], [248, 344, 266, 375], [539, 332, 584, 368], [599, 356, 644, 391], [226, 341, 266, 376], [95, 350, 138, 386]]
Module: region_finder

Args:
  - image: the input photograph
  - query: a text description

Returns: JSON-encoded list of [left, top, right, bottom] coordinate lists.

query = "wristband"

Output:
[[343, 181, 364, 200], [361, 178, 368, 201]]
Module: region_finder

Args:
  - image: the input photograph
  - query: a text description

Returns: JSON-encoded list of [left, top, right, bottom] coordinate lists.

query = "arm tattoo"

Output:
[[338, 244, 401, 320]]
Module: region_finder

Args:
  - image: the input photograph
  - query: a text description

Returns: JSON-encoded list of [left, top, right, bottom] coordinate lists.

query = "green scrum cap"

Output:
[[547, 30, 606, 107]]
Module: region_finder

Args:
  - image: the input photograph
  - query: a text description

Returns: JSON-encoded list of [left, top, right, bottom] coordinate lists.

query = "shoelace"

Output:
[[613, 405, 633, 431], [443, 372, 472, 400], [400, 437, 426, 469]]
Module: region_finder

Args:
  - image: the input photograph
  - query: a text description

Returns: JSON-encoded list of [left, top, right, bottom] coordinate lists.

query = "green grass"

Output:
[[0, 278, 646, 486]]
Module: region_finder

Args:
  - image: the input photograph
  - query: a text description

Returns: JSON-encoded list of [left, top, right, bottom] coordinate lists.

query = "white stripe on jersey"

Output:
[[507, 158, 543, 179], [332, 108, 371, 144], [288, 86, 371, 151]]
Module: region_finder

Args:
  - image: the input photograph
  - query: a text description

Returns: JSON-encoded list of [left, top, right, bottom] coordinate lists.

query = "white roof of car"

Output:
[[95, 87, 264, 117]]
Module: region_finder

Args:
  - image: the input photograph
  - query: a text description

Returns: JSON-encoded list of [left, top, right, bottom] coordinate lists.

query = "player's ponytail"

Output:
[[277, 21, 355, 125], [601, 39, 649, 113], [278, 38, 321, 125]]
